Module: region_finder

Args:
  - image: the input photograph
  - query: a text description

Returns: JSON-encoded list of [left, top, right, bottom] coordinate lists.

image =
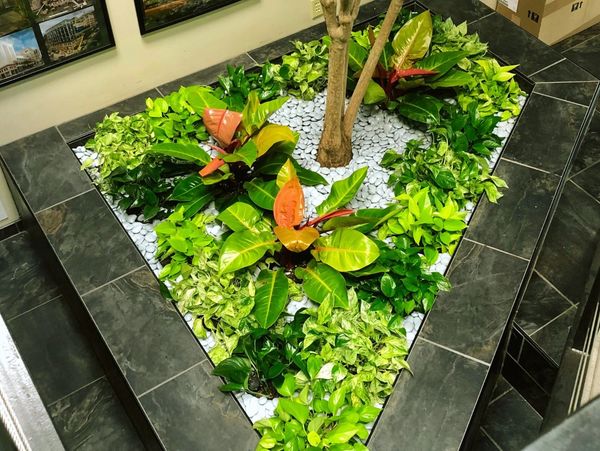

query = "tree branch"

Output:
[[342, 0, 404, 137], [320, 0, 340, 37]]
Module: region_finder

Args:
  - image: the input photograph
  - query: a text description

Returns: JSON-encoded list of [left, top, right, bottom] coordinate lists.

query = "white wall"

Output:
[[0, 0, 350, 146], [0, 168, 18, 227]]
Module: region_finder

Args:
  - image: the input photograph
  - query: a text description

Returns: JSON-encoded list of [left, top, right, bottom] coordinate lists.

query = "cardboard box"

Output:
[[480, 0, 498, 9], [497, 0, 600, 44]]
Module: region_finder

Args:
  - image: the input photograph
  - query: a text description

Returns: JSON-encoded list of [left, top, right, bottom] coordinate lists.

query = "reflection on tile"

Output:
[[469, 13, 563, 75], [37, 190, 145, 295], [369, 339, 487, 451], [507, 330, 523, 359], [518, 339, 559, 393], [503, 355, 549, 415], [536, 182, 600, 304], [571, 111, 600, 175], [6, 296, 103, 405], [491, 375, 512, 401], [421, 0, 494, 24], [420, 240, 528, 363], [572, 162, 600, 202], [49, 377, 144, 451], [83, 268, 203, 395], [532, 59, 597, 83], [0, 232, 60, 320], [466, 160, 559, 259], [0, 221, 20, 242], [473, 429, 500, 451], [531, 305, 578, 364], [0, 128, 91, 212], [158, 53, 256, 95], [553, 22, 600, 53], [502, 94, 588, 174], [534, 82, 599, 107], [57, 90, 160, 143], [516, 272, 573, 335], [140, 361, 258, 451], [564, 35, 600, 80], [481, 389, 542, 450]]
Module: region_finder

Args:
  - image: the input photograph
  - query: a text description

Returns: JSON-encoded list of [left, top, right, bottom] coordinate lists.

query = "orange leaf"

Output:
[[199, 157, 225, 177], [274, 226, 319, 253], [273, 178, 304, 227], [203, 109, 242, 147]]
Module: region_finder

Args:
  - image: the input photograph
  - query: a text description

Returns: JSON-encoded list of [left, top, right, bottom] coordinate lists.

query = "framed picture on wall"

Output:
[[135, 0, 241, 34], [0, 0, 113, 88]]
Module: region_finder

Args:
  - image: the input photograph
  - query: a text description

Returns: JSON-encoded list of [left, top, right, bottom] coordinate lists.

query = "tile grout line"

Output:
[[246, 52, 260, 66], [568, 159, 600, 181], [154, 86, 165, 97], [561, 33, 600, 54], [418, 337, 491, 367], [528, 57, 566, 77], [34, 188, 96, 215], [6, 294, 63, 322], [533, 91, 591, 109], [530, 303, 578, 336], [467, 11, 495, 26], [463, 238, 530, 262], [535, 80, 599, 85], [79, 264, 146, 298], [54, 126, 68, 144], [480, 427, 504, 451], [489, 386, 513, 406], [534, 269, 577, 306], [137, 359, 206, 399], [569, 179, 600, 206], [47, 375, 105, 408], [500, 157, 553, 174]]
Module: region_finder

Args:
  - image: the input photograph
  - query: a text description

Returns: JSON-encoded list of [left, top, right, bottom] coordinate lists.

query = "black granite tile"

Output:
[[534, 81, 599, 107], [248, 24, 328, 64], [491, 375, 512, 401], [502, 354, 549, 416], [0, 221, 20, 242], [368, 339, 487, 451], [57, 90, 160, 143], [420, 0, 494, 24], [480, 388, 542, 450], [518, 338, 558, 393], [571, 110, 600, 175], [572, 162, 600, 202], [355, 0, 394, 23], [472, 429, 500, 451], [466, 160, 559, 259], [553, 22, 600, 53], [83, 267, 203, 395], [564, 34, 600, 80], [6, 296, 103, 405], [532, 59, 598, 83], [158, 53, 256, 95], [420, 240, 528, 363], [507, 329, 523, 359], [0, 128, 92, 213], [36, 190, 145, 295], [516, 272, 573, 335], [502, 93, 588, 174], [469, 13, 563, 76], [536, 182, 600, 304], [48, 377, 144, 451], [139, 360, 258, 450], [531, 305, 578, 364], [0, 232, 61, 320]]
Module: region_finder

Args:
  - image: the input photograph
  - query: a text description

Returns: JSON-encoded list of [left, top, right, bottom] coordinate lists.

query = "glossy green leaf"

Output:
[[253, 269, 289, 328], [180, 190, 214, 218], [149, 142, 211, 164], [217, 202, 261, 232], [242, 92, 289, 135], [295, 261, 348, 308], [186, 89, 227, 116], [380, 273, 396, 297], [348, 39, 368, 72], [427, 69, 473, 88], [312, 229, 380, 272], [328, 387, 347, 414], [307, 431, 321, 447], [416, 51, 469, 77], [277, 398, 309, 425], [364, 80, 387, 105], [275, 373, 297, 397], [396, 94, 444, 125], [392, 11, 432, 65], [212, 356, 251, 385], [219, 230, 277, 274], [223, 140, 257, 166], [316, 167, 368, 215], [245, 178, 278, 210], [296, 165, 328, 186], [253, 124, 298, 157], [325, 422, 361, 444], [169, 174, 206, 201]]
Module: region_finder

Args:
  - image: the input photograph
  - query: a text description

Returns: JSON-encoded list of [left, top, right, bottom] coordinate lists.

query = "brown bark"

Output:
[[317, 0, 405, 167]]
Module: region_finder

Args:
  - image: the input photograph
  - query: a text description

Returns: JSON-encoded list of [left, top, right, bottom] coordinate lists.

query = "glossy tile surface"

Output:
[[369, 339, 487, 451], [531, 305, 578, 364], [564, 35, 600, 79], [572, 162, 600, 201], [466, 160, 559, 259], [534, 81, 598, 107], [570, 110, 600, 174], [532, 59, 597, 82], [37, 190, 145, 295], [502, 93, 588, 174], [420, 240, 528, 363], [83, 268, 203, 395], [140, 361, 258, 450], [6, 296, 103, 405], [48, 377, 144, 451], [0, 128, 91, 212], [553, 22, 600, 53], [421, 0, 494, 24]]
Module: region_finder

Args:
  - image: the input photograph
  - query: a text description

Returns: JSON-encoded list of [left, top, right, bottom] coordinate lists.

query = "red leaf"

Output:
[[273, 178, 304, 227], [390, 68, 438, 84], [203, 109, 242, 147], [199, 157, 225, 177], [304, 209, 355, 228]]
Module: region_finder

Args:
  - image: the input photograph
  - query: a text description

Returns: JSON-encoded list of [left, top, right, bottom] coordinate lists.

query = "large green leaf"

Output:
[[245, 178, 278, 210], [316, 167, 368, 215], [149, 142, 211, 164], [242, 92, 288, 135], [169, 174, 205, 201], [312, 229, 380, 272], [426, 69, 473, 88], [253, 269, 289, 328], [391, 10, 432, 65], [416, 51, 469, 77], [296, 166, 328, 186], [325, 422, 361, 444], [277, 398, 309, 425], [253, 153, 327, 186], [219, 230, 277, 274], [217, 202, 261, 232], [253, 124, 298, 157], [180, 190, 214, 218], [295, 261, 348, 308], [364, 80, 387, 105], [348, 39, 368, 72], [187, 89, 227, 116], [213, 356, 251, 385], [223, 140, 257, 166], [396, 93, 444, 125]]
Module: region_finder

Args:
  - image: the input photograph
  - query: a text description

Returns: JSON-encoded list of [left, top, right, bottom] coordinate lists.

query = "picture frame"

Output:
[[0, 0, 114, 88], [134, 0, 242, 35]]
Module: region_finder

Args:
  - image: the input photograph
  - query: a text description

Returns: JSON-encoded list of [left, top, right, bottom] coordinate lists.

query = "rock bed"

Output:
[[72, 92, 522, 425]]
